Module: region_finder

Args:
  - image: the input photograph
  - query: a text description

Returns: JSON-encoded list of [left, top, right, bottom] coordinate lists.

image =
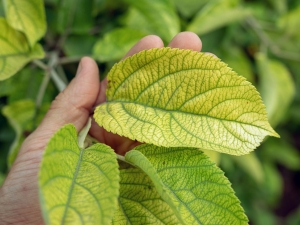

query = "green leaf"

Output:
[[171, 0, 209, 18], [94, 48, 278, 155], [56, 0, 93, 34], [277, 6, 300, 38], [187, 0, 249, 35], [256, 53, 295, 127], [4, 0, 46, 47], [113, 167, 181, 224], [124, 144, 248, 224], [39, 124, 120, 225], [64, 35, 96, 57], [0, 18, 44, 81], [93, 27, 146, 62], [2, 99, 49, 167], [122, 0, 180, 42]]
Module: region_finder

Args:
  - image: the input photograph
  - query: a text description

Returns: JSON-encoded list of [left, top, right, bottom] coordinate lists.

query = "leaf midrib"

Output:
[[61, 149, 84, 225]]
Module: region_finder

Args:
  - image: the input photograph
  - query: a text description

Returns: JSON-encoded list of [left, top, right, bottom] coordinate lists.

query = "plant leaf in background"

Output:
[[122, 0, 180, 42], [4, 0, 46, 47], [113, 167, 181, 224], [94, 48, 278, 155], [171, 0, 209, 18], [56, 0, 94, 34], [187, 0, 249, 36], [125, 144, 248, 224], [256, 53, 295, 127], [277, 6, 300, 38], [63, 35, 97, 57], [39, 124, 120, 225], [2, 100, 35, 167], [93, 28, 146, 62], [0, 19, 44, 81]]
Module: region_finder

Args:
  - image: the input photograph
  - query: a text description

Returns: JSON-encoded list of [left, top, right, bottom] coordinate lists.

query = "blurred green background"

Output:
[[0, 0, 300, 224]]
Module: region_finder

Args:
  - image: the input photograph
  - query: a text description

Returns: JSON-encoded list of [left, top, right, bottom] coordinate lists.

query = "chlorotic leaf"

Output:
[[39, 124, 120, 225], [4, 0, 46, 47], [256, 53, 295, 127], [187, 0, 249, 35], [122, 0, 180, 42], [0, 18, 45, 81], [124, 144, 249, 224], [112, 167, 181, 224], [94, 48, 279, 155], [93, 28, 146, 62]]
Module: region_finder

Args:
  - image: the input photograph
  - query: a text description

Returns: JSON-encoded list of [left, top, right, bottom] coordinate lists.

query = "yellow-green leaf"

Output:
[[4, 0, 46, 47], [187, 0, 249, 35], [113, 167, 181, 224], [39, 124, 120, 225], [94, 48, 278, 155], [256, 53, 295, 127], [0, 19, 44, 81], [124, 144, 248, 224]]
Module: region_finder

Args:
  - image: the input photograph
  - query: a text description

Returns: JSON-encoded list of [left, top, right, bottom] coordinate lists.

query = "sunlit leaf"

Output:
[[112, 167, 181, 224], [94, 48, 278, 155], [187, 0, 249, 35], [4, 0, 46, 47], [122, 0, 180, 42], [39, 124, 120, 225], [93, 28, 146, 62], [124, 144, 248, 224], [171, 0, 209, 18], [0, 19, 44, 81], [277, 6, 300, 38], [256, 53, 295, 127]]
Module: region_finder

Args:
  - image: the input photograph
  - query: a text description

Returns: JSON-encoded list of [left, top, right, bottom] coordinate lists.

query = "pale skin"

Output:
[[0, 32, 202, 224]]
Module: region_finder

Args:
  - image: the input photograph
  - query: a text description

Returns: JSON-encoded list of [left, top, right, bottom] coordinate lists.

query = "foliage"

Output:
[[1, 0, 300, 224]]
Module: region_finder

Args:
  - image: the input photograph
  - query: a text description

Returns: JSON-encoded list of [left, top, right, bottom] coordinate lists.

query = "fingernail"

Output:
[[75, 59, 83, 77]]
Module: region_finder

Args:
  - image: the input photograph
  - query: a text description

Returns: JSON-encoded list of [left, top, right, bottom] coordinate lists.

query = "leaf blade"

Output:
[[94, 48, 278, 155], [125, 144, 249, 224], [39, 124, 120, 225]]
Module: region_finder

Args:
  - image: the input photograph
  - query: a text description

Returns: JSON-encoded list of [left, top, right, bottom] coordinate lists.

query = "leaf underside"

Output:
[[124, 144, 249, 225], [39, 124, 120, 225], [94, 47, 278, 155]]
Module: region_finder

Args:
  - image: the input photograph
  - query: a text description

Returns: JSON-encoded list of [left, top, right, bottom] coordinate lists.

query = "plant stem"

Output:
[[59, 56, 83, 65]]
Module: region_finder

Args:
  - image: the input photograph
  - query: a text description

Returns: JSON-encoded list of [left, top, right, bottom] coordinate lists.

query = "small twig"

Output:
[[59, 56, 83, 65], [33, 59, 48, 70]]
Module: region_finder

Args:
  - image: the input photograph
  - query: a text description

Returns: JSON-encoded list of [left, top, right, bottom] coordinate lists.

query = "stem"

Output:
[[116, 154, 136, 167], [33, 59, 48, 70], [50, 69, 67, 92], [59, 56, 83, 65]]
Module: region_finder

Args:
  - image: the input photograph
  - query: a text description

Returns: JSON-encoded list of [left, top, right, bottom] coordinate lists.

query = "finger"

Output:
[[168, 31, 202, 52], [25, 57, 100, 149]]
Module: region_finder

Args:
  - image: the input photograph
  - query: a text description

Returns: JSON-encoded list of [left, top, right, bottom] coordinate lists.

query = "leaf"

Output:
[[4, 0, 46, 47], [94, 48, 278, 155], [39, 124, 120, 225], [122, 0, 180, 42], [93, 28, 146, 62], [256, 53, 295, 127], [187, 0, 249, 35], [171, 0, 209, 18], [56, 0, 94, 34], [2, 100, 50, 167], [0, 19, 45, 81], [125, 144, 248, 224], [64, 35, 97, 56], [112, 167, 181, 224], [277, 6, 300, 38]]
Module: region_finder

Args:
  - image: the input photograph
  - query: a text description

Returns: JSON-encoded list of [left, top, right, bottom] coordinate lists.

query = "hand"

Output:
[[0, 32, 202, 225]]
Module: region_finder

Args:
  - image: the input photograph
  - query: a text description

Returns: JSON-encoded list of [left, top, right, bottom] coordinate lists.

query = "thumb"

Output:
[[21, 56, 100, 155]]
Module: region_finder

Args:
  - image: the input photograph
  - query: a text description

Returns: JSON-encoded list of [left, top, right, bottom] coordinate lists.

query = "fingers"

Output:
[[27, 57, 100, 146], [168, 31, 202, 51]]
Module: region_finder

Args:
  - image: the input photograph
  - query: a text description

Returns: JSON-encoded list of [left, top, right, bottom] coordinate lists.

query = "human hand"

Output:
[[0, 32, 202, 225]]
